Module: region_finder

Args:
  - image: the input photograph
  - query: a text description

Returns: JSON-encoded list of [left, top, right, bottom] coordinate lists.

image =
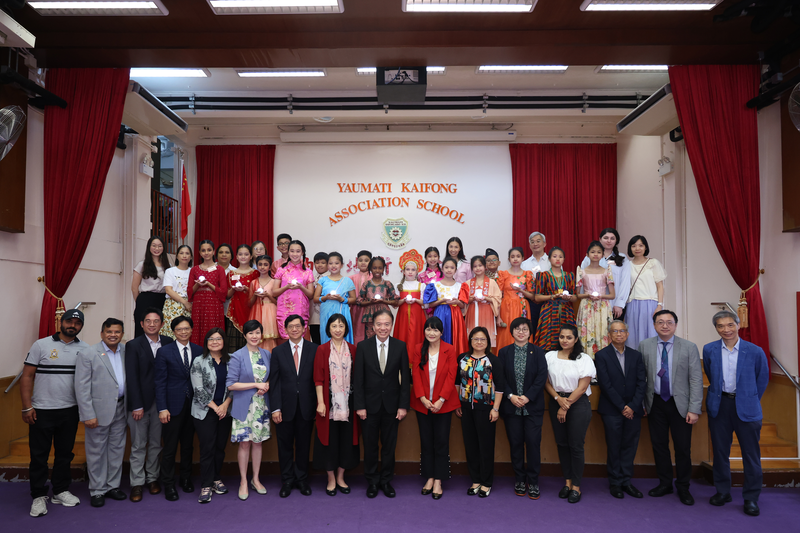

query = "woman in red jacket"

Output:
[[411, 316, 459, 500], [313, 313, 360, 496]]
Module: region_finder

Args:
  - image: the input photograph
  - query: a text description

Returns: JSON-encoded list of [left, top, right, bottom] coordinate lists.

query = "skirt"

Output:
[[313, 419, 360, 472], [160, 298, 190, 340], [576, 299, 612, 358], [134, 292, 166, 338], [226, 317, 246, 352], [625, 299, 658, 349]]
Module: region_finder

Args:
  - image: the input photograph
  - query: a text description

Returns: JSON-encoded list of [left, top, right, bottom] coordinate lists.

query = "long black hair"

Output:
[[446, 236, 466, 262], [559, 324, 584, 360], [627, 235, 650, 257], [254, 255, 273, 277], [289, 240, 308, 270], [423, 246, 443, 277], [203, 327, 230, 363], [141, 236, 171, 279], [586, 240, 604, 257], [419, 316, 445, 370], [236, 244, 253, 268], [598, 227, 625, 267], [198, 239, 216, 263]]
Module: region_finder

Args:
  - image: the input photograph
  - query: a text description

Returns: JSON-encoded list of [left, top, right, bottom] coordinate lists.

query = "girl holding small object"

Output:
[[495, 247, 535, 350], [423, 257, 468, 356], [575, 241, 615, 357], [394, 249, 428, 350], [248, 255, 278, 351], [534, 247, 577, 351], [349, 250, 372, 344], [227, 244, 259, 352], [580, 228, 630, 320], [461, 256, 503, 347], [273, 240, 315, 341], [188, 240, 229, 345], [160, 244, 194, 340], [357, 256, 398, 339], [314, 252, 357, 344]]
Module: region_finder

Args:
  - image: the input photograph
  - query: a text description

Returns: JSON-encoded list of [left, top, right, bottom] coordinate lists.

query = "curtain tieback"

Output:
[[38, 276, 66, 333], [737, 269, 765, 329]]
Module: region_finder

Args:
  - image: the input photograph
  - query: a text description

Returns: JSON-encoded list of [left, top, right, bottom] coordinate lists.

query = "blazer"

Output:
[[190, 355, 231, 420], [410, 341, 459, 414], [353, 336, 411, 414], [595, 344, 647, 417], [703, 339, 768, 423], [313, 341, 359, 446], [154, 341, 202, 416], [75, 342, 126, 426], [125, 334, 173, 412], [639, 335, 703, 418], [226, 346, 271, 422], [496, 342, 548, 419], [269, 340, 318, 422]]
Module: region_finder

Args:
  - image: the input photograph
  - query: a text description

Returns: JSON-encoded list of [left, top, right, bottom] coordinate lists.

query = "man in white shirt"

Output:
[[520, 231, 550, 336]]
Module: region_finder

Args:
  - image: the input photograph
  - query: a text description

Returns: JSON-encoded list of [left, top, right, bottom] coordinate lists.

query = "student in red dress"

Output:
[[393, 249, 427, 352], [188, 240, 229, 345], [226, 244, 259, 352]]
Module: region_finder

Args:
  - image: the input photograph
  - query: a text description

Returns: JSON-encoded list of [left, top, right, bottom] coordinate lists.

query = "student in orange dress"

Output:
[[496, 247, 535, 350], [349, 250, 372, 344], [226, 244, 259, 352], [423, 257, 468, 356], [188, 240, 229, 345], [248, 255, 278, 351], [393, 249, 427, 351], [460, 256, 503, 347]]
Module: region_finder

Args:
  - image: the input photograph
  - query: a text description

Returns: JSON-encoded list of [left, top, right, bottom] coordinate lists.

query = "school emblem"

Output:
[[380, 218, 411, 250], [49, 349, 59, 359]]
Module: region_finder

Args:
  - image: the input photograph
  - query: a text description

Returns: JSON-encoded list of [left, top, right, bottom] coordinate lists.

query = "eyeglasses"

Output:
[[208, 337, 224, 342], [277, 241, 290, 247], [472, 338, 488, 343], [173, 327, 191, 333], [286, 324, 304, 330], [610, 330, 628, 335], [486, 259, 500, 263], [655, 321, 676, 326]]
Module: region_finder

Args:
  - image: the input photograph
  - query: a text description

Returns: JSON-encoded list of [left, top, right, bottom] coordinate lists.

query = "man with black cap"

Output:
[[20, 308, 90, 517]]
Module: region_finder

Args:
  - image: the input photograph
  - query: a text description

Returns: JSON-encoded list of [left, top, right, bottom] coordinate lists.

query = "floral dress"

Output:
[[576, 266, 614, 357], [533, 270, 577, 351], [274, 262, 315, 339], [358, 279, 398, 339], [231, 350, 271, 443]]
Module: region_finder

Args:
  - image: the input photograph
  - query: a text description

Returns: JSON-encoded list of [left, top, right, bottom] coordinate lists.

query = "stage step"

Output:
[[732, 434, 797, 458], [700, 459, 800, 488], [8, 434, 85, 458]]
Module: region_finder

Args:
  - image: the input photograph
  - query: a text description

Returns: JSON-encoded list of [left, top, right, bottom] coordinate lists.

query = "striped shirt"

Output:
[[24, 334, 89, 409]]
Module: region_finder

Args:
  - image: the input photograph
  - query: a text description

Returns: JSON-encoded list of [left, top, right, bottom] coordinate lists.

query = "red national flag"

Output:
[[180, 164, 192, 240]]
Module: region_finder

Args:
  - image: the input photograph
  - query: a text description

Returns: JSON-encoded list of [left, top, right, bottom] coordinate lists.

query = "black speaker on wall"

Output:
[[376, 67, 427, 105]]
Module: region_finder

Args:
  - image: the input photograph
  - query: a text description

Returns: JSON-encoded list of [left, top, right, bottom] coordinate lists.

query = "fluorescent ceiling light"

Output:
[[403, 0, 536, 13], [477, 65, 568, 73], [208, 0, 343, 14], [237, 69, 326, 77], [427, 66, 446, 75], [130, 68, 209, 78], [356, 66, 445, 76], [580, 0, 719, 11], [28, 1, 168, 15], [600, 65, 669, 72]]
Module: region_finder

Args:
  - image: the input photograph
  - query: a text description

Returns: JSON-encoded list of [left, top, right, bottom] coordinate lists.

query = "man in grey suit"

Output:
[[638, 310, 703, 506], [75, 318, 129, 508]]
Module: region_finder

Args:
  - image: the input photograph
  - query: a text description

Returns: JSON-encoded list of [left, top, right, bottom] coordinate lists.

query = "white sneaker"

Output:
[[30, 496, 48, 517], [53, 491, 80, 507]]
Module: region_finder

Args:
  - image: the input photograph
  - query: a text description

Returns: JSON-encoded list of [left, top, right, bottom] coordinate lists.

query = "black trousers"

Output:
[[600, 412, 642, 487], [649, 395, 693, 490], [160, 396, 195, 487], [549, 395, 592, 486], [310, 325, 321, 345], [362, 405, 399, 486], [709, 395, 763, 501], [134, 292, 167, 338], [416, 410, 452, 481], [503, 411, 543, 485], [461, 404, 497, 487], [28, 406, 79, 499], [275, 401, 314, 485], [193, 410, 233, 489], [529, 300, 543, 339]]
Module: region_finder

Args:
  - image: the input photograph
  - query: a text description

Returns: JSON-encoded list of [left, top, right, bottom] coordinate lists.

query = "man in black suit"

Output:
[[595, 320, 647, 499], [353, 309, 411, 499], [125, 308, 173, 502], [269, 314, 318, 498], [154, 315, 201, 501]]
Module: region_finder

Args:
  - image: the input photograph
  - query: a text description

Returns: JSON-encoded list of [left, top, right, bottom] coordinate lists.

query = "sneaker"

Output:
[[53, 491, 81, 507], [528, 484, 540, 500], [212, 481, 229, 495], [514, 482, 526, 496], [198, 488, 212, 504], [30, 496, 48, 517]]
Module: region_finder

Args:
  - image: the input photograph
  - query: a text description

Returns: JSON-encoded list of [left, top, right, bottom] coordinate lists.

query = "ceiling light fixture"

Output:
[[28, 1, 168, 15], [207, 0, 343, 14], [236, 69, 327, 77], [599, 65, 669, 72], [403, 0, 536, 13], [130, 68, 209, 78], [356, 66, 446, 76], [580, 0, 719, 11], [477, 65, 568, 74], [355, 67, 377, 76]]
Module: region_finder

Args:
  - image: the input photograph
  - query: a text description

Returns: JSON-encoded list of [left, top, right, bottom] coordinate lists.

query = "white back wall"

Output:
[[272, 144, 514, 280]]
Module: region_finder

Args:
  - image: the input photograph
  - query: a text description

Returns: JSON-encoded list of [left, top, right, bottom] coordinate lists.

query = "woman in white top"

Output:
[[624, 235, 667, 349], [580, 228, 631, 319], [544, 324, 596, 504], [132, 236, 171, 338], [160, 245, 193, 339]]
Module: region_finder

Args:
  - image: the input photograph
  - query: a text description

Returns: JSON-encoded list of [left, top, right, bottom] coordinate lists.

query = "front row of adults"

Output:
[[22, 306, 767, 517]]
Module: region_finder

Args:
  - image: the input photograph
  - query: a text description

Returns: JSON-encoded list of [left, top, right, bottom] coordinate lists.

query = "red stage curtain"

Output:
[[670, 64, 770, 360], [194, 145, 275, 263], [39, 68, 130, 338], [509, 144, 617, 273]]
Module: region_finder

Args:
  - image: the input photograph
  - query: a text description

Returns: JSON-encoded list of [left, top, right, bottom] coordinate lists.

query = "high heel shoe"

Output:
[[250, 480, 267, 496]]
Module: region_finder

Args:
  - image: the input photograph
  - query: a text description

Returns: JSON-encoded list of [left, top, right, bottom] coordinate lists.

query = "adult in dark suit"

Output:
[[353, 308, 411, 498], [125, 308, 173, 501], [595, 320, 647, 499], [497, 317, 548, 500], [269, 314, 318, 497], [154, 315, 202, 501], [703, 310, 769, 517], [639, 310, 703, 506]]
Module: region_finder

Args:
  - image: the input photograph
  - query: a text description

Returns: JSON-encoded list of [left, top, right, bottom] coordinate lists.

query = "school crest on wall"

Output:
[[380, 218, 411, 250]]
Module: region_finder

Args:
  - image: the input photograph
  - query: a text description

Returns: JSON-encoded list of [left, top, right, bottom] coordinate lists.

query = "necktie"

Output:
[[379, 343, 386, 374], [660, 342, 670, 402], [183, 346, 191, 397], [293, 344, 300, 372]]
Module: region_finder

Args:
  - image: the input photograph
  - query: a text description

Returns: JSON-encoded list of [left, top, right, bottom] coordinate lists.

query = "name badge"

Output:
[[657, 368, 666, 378]]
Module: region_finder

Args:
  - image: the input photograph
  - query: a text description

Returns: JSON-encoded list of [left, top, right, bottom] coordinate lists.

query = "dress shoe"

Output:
[[180, 479, 194, 494], [558, 485, 571, 499], [279, 483, 293, 498], [105, 489, 126, 501], [130, 486, 143, 503], [514, 482, 526, 496], [337, 484, 351, 494], [165, 485, 179, 501], [297, 482, 312, 496], [467, 485, 480, 496], [432, 491, 443, 500], [148, 481, 161, 495], [568, 490, 582, 504], [678, 489, 695, 506], [250, 480, 268, 495], [744, 500, 760, 516], [478, 486, 492, 498], [710, 492, 732, 506], [622, 484, 643, 498], [528, 484, 540, 500], [610, 485, 624, 499], [326, 486, 337, 496], [648, 484, 674, 497], [421, 487, 433, 496], [90, 495, 105, 508], [366, 484, 379, 498], [381, 483, 396, 498]]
